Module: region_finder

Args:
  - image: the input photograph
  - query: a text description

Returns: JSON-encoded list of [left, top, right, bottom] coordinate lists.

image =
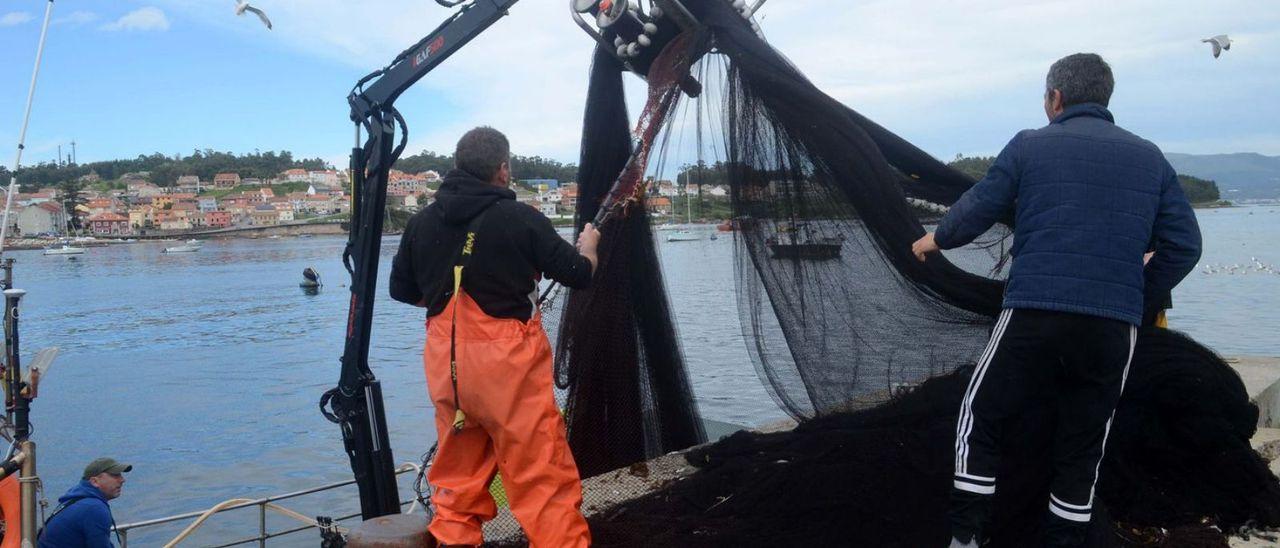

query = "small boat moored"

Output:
[[666, 230, 702, 242], [300, 267, 322, 289], [766, 223, 844, 260], [42, 244, 86, 256], [162, 243, 202, 254]]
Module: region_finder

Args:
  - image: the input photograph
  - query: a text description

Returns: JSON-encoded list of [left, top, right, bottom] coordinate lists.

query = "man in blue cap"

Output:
[[39, 457, 132, 547]]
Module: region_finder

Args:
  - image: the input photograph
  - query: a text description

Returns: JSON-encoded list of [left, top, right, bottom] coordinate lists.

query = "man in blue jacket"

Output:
[[39, 457, 131, 547], [911, 53, 1201, 547]]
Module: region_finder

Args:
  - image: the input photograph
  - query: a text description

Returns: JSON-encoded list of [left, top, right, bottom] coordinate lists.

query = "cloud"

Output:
[[153, 0, 597, 161], [101, 7, 169, 32], [757, 0, 1250, 106], [148, 0, 1280, 161], [1, 11, 33, 26], [56, 11, 99, 26], [749, 0, 1280, 156]]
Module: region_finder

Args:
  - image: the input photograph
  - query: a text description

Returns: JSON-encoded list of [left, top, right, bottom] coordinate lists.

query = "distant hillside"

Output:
[[1165, 153, 1280, 200], [949, 155, 1221, 204]]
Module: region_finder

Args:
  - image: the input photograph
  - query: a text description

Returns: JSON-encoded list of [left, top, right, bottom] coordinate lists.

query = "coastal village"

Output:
[[12, 168, 355, 238], [8, 165, 729, 239]]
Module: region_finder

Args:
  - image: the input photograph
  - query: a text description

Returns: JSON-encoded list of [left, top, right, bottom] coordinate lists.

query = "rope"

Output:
[[408, 446, 435, 515], [161, 462, 422, 547], [163, 498, 343, 547], [403, 459, 427, 515]]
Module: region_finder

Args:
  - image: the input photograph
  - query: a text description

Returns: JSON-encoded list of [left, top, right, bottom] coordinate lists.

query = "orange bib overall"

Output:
[[423, 289, 591, 547]]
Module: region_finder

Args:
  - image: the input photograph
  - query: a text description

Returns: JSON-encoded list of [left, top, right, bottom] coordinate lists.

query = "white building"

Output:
[[656, 181, 679, 197], [537, 189, 562, 204], [308, 170, 342, 186], [197, 197, 219, 212], [15, 202, 68, 236], [176, 175, 203, 193]]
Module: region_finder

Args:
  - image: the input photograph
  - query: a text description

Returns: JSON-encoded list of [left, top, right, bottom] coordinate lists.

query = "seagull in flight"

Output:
[[1201, 34, 1231, 58], [235, 0, 272, 30]]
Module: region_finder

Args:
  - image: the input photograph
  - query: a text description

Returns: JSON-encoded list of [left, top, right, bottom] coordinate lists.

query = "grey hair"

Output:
[[455, 126, 510, 182], [1045, 53, 1114, 107]]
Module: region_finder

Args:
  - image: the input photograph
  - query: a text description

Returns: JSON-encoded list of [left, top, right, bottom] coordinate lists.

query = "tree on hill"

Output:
[[677, 161, 731, 186], [394, 150, 579, 182], [948, 154, 996, 180], [1176, 174, 1220, 203], [6, 150, 329, 188], [57, 179, 86, 232], [947, 155, 1223, 204], [394, 150, 454, 175]]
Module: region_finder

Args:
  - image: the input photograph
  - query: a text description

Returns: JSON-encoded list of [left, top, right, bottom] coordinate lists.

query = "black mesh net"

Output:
[[477, 0, 1278, 545], [705, 3, 1014, 418], [555, 34, 710, 480], [588, 328, 1279, 547]]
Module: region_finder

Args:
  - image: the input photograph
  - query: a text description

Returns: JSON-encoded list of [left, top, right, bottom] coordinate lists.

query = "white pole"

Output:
[[1, 0, 57, 255]]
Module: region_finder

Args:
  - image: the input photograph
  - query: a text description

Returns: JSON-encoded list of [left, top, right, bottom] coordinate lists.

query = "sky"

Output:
[[1, 0, 1278, 173]]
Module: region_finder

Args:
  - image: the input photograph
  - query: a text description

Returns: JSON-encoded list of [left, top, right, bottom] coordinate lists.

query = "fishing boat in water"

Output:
[[162, 241, 202, 254], [666, 192, 702, 241], [42, 244, 86, 256], [766, 223, 843, 260], [667, 230, 701, 242]]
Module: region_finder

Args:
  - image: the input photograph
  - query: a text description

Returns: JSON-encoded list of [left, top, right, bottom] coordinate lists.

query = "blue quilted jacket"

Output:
[[935, 103, 1202, 325]]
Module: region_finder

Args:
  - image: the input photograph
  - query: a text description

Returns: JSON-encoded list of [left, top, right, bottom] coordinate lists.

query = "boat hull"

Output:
[[768, 243, 842, 260], [43, 247, 86, 255], [667, 232, 701, 242]]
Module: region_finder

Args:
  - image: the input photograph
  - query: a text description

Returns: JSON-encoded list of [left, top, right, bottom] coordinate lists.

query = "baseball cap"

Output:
[[83, 457, 133, 479]]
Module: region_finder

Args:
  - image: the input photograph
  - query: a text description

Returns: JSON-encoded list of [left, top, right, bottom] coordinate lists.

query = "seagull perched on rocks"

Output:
[[235, 0, 272, 30], [1202, 34, 1231, 58]]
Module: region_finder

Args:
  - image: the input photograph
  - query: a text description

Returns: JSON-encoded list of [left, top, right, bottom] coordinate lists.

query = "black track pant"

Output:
[[950, 308, 1136, 546]]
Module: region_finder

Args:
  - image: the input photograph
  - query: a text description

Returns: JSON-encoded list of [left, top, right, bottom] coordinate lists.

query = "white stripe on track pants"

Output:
[[950, 308, 1136, 546]]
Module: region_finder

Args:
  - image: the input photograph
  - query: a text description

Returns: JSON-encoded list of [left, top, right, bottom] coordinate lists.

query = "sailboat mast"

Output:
[[686, 188, 692, 223], [2, 0, 57, 255]]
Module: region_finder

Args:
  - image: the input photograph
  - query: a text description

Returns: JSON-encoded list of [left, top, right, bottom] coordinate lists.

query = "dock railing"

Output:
[[113, 464, 421, 547]]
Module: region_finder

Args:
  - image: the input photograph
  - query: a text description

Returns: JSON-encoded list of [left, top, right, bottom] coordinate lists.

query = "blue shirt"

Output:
[[935, 103, 1202, 325], [38, 480, 116, 548]]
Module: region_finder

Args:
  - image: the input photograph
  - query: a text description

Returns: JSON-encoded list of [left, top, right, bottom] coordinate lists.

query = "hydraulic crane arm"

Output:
[[350, 0, 520, 117]]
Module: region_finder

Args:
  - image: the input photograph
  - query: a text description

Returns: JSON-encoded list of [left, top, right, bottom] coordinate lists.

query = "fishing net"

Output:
[[555, 33, 709, 480], [556, 0, 1010, 471], [707, 2, 1010, 418], [517, 0, 1280, 545], [587, 328, 1280, 547]]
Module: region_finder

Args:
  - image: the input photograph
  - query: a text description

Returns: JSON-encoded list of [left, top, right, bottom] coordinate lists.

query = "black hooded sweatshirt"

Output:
[[389, 169, 592, 321]]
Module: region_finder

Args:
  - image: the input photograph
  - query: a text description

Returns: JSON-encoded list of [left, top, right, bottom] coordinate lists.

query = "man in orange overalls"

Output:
[[390, 126, 599, 547]]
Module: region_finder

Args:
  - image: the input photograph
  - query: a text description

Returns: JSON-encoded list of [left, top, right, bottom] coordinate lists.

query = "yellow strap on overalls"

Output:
[[450, 230, 479, 431]]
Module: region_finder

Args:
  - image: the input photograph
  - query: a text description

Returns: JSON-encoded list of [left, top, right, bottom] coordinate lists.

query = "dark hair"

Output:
[[454, 126, 510, 182], [1045, 53, 1114, 107]]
